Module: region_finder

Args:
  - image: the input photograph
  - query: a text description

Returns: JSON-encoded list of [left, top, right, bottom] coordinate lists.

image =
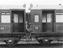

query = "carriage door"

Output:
[[0, 10, 11, 33], [31, 10, 42, 33], [42, 10, 55, 32], [12, 10, 24, 32]]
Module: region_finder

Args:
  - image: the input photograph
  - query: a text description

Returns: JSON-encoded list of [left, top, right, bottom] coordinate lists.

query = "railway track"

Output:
[[0, 44, 63, 48]]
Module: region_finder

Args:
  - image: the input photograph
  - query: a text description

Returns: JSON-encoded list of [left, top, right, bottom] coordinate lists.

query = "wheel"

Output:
[[4, 40, 18, 46], [37, 39, 43, 45], [38, 39, 52, 45]]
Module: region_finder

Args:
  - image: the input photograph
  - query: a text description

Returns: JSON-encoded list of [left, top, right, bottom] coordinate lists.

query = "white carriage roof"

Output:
[[0, 5, 63, 10], [31, 5, 63, 9], [0, 5, 25, 9]]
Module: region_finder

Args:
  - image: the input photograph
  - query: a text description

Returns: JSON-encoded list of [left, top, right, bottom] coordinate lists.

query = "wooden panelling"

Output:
[[30, 10, 42, 33], [33, 25, 42, 32], [47, 23, 52, 32], [56, 10, 63, 13], [42, 23, 53, 32], [55, 10, 63, 32], [56, 23, 63, 32], [0, 23, 11, 33], [31, 10, 42, 24], [0, 10, 11, 33]]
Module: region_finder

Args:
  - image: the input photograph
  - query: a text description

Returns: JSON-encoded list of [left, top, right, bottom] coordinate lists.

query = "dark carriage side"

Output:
[[0, 9, 26, 45], [30, 9, 63, 44]]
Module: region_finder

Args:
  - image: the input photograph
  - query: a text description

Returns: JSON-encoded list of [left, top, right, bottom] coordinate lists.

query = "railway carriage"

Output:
[[0, 8, 27, 45], [29, 5, 63, 44], [0, 5, 63, 45]]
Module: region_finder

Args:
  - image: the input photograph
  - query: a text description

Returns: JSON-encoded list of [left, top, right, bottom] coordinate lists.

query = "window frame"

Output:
[[1, 12, 11, 23], [34, 14, 39, 23]]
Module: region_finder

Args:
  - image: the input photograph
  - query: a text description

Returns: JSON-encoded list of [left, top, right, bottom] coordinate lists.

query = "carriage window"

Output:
[[42, 13, 52, 23], [42, 14, 46, 23], [18, 14, 23, 23], [13, 14, 18, 23], [13, 14, 23, 23], [34, 15, 39, 22], [1, 14, 11, 23], [56, 15, 63, 22], [47, 13, 52, 23]]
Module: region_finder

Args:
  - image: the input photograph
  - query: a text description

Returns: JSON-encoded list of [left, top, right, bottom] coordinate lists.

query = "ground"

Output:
[[0, 44, 63, 48]]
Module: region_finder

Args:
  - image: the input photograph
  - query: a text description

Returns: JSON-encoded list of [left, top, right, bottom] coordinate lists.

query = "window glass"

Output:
[[13, 14, 23, 23], [47, 13, 52, 23], [56, 15, 63, 22], [1, 14, 11, 23], [42, 14, 46, 23], [13, 14, 18, 23], [34, 15, 39, 22], [19, 15, 23, 23]]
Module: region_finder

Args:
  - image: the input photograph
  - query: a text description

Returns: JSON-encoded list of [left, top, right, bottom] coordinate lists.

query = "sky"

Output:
[[0, 0, 63, 12], [0, 0, 62, 5]]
